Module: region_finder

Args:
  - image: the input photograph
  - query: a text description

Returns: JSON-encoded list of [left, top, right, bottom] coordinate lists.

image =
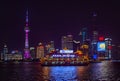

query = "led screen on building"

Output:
[[97, 42, 106, 51], [60, 50, 73, 53]]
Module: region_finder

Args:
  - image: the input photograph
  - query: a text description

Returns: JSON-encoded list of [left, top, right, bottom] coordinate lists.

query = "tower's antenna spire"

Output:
[[91, 11, 97, 30], [26, 9, 29, 27]]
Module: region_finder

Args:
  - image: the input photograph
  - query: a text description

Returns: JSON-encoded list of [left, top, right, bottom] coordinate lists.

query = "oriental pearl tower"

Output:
[[24, 10, 31, 59]]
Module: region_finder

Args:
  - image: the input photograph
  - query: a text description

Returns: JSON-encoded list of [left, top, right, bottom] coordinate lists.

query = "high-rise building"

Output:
[[36, 43, 44, 59], [61, 35, 73, 50], [91, 31, 98, 51], [45, 41, 55, 54], [67, 35, 73, 50], [92, 31, 98, 43], [30, 47, 36, 59], [50, 41, 54, 49], [24, 10, 31, 59], [1, 44, 8, 60], [79, 28, 88, 44], [91, 31, 99, 59], [105, 38, 112, 59], [62, 36, 67, 49], [3, 44, 8, 55]]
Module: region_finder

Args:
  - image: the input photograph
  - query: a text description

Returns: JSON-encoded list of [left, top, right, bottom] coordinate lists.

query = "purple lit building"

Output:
[[24, 10, 31, 59]]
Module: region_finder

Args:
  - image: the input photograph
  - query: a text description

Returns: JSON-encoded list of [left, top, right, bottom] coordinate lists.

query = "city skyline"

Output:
[[0, 0, 120, 51]]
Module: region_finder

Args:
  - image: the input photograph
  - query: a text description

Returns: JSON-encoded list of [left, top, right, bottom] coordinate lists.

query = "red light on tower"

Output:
[[108, 45, 112, 50], [99, 36, 104, 41]]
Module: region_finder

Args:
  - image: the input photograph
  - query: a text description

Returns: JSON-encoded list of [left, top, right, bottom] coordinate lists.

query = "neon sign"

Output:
[[97, 42, 106, 51], [60, 50, 73, 53]]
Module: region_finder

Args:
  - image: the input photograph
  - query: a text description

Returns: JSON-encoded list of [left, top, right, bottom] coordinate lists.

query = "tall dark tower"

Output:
[[24, 10, 31, 59], [79, 27, 88, 44], [91, 12, 99, 59], [92, 12, 97, 30]]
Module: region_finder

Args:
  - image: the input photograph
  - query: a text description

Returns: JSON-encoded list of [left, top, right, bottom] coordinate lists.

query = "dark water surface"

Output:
[[0, 61, 120, 81]]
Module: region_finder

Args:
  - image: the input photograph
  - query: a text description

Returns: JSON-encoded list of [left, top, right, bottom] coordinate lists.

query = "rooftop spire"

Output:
[[26, 9, 29, 27]]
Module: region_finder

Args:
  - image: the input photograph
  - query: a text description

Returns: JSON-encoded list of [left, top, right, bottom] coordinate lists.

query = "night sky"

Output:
[[0, 0, 120, 52]]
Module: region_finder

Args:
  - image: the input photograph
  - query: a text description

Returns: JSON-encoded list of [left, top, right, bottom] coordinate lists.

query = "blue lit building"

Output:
[[79, 27, 88, 44]]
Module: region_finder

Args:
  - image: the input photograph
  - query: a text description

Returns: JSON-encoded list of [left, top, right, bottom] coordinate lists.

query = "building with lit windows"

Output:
[[96, 36, 112, 60], [105, 38, 112, 59], [4, 54, 22, 61], [30, 47, 36, 59], [2, 50, 23, 61], [79, 27, 88, 44], [1, 44, 8, 60], [45, 41, 55, 54], [92, 31, 98, 42], [91, 31, 99, 58], [50, 41, 54, 49], [36, 43, 44, 59], [61, 35, 73, 50]]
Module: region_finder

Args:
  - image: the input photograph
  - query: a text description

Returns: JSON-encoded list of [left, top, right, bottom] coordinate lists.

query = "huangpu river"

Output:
[[0, 61, 120, 81]]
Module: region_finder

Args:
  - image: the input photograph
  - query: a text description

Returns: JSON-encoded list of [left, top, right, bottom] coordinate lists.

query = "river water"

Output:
[[0, 61, 120, 81]]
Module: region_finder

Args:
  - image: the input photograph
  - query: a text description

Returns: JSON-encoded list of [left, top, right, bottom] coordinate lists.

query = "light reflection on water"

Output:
[[47, 66, 77, 81], [0, 61, 120, 81], [41, 61, 120, 81]]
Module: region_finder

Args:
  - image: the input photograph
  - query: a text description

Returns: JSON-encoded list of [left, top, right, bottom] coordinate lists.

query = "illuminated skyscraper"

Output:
[[61, 35, 73, 50], [36, 43, 44, 59], [67, 35, 73, 50], [62, 36, 67, 49], [30, 47, 36, 59], [45, 41, 55, 54], [24, 10, 31, 59], [92, 31, 98, 43], [105, 38, 112, 59], [3, 44, 8, 55], [91, 31, 98, 54], [90, 12, 99, 59], [79, 27, 88, 44], [50, 41, 54, 49], [1, 44, 8, 60]]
